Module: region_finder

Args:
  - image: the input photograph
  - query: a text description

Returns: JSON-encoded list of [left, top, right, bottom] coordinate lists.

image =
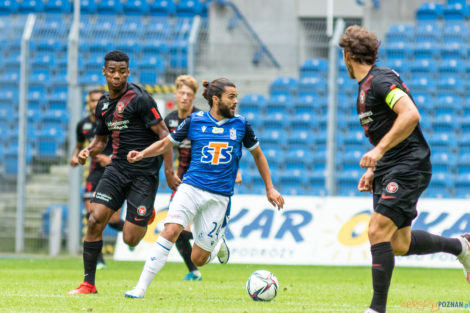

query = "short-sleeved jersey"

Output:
[[76, 116, 113, 175], [164, 107, 200, 178], [169, 111, 259, 196], [356, 65, 431, 176], [95, 82, 164, 175]]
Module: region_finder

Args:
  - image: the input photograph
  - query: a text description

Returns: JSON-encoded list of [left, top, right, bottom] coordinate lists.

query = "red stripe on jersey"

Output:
[[358, 74, 373, 140], [111, 90, 137, 159], [151, 107, 161, 120]]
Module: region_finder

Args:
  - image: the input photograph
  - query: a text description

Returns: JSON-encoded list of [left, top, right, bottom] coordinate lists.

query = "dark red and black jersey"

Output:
[[95, 82, 164, 175], [356, 65, 431, 176], [164, 107, 200, 178], [76, 116, 113, 174]]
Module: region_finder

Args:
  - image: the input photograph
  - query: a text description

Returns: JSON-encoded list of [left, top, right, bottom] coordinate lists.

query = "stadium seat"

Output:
[[37, 126, 66, 159], [263, 147, 286, 169], [300, 58, 328, 78], [41, 110, 69, 130], [44, 0, 71, 13], [97, 0, 123, 14], [437, 74, 464, 94], [386, 59, 411, 77], [261, 129, 287, 147], [41, 204, 68, 236], [298, 77, 327, 97], [431, 152, 457, 174], [339, 149, 362, 172], [386, 24, 414, 44], [337, 74, 357, 95], [269, 77, 298, 97], [279, 171, 309, 195], [0, 0, 18, 14], [443, 22, 468, 45], [150, 0, 177, 16], [409, 76, 437, 94], [410, 59, 437, 78], [415, 23, 442, 43], [337, 170, 362, 197], [176, 0, 203, 17], [383, 42, 412, 61], [120, 18, 145, 39], [456, 173, 470, 198], [80, 0, 97, 14], [287, 130, 315, 150], [426, 172, 455, 198], [18, 0, 45, 13], [413, 42, 440, 60], [416, 2, 443, 22], [443, 3, 466, 22], [413, 92, 435, 113], [123, 0, 150, 15]]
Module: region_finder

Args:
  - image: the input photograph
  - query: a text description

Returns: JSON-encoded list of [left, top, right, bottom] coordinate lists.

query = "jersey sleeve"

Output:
[[138, 93, 163, 128], [168, 116, 191, 145], [372, 72, 408, 110], [76, 120, 85, 143], [243, 120, 259, 151], [94, 104, 110, 136]]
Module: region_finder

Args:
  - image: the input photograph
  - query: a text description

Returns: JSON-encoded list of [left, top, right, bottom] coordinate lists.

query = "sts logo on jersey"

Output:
[[201, 142, 233, 165]]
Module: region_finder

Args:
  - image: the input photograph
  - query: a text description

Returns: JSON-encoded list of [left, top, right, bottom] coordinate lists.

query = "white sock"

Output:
[[135, 236, 173, 291], [204, 239, 222, 265]]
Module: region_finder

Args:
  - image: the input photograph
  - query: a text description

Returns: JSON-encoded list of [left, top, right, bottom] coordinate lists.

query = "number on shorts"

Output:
[[208, 222, 218, 238]]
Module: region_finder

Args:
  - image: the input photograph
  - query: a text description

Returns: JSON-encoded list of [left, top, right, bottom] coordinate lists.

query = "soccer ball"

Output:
[[246, 270, 279, 301]]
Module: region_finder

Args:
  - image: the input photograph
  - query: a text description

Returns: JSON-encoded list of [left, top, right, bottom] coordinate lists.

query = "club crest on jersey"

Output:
[[137, 205, 147, 216], [386, 182, 398, 193], [230, 128, 236, 140], [212, 127, 224, 134], [102, 102, 109, 110], [201, 142, 233, 165], [116, 102, 125, 114], [359, 90, 366, 105]]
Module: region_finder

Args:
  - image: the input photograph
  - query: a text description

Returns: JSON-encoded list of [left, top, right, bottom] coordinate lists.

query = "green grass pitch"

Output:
[[0, 257, 468, 312]]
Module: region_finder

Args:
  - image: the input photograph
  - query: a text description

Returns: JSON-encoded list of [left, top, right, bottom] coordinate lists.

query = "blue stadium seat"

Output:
[[80, 0, 97, 14], [150, 0, 176, 16], [0, 0, 18, 14], [383, 42, 412, 60], [141, 41, 169, 56], [80, 70, 105, 85], [41, 110, 69, 130], [37, 126, 65, 159], [413, 42, 440, 60], [431, 152, 457, 174], [456, 174, 470, 198], [240, 94, 267, 118], [263, 147, 286, 169], [97, 0, 123, 14], [339, 149, 362, 172], [28, 83, 48, 103], [437, 74, 464, 94], [428, 132, 457, 151], [443, 22, 468, 45], [410, 59, 437, 77], [123, 0, 150, 15], [416, 2, 443, 22], [120, 18, 145, 39], [337, 170, 362, 197], [426, 172, 455, 198], [260, 129, 287, 147], [298, 77, 327, 97], [169, 42, 188, 69], [386, 59, 411, 77], [443, 3, 466, 22], [287, 130, 315, 150], [441, 43, 467, 60], [439, 59, 466, 76], [300, 58, 328, 78], [32, 52, 55, 69], [386, 24, 414, 44], [269, 76, 298, 97], [45, 0, 71, 13], [413, 92, 435, 113], [415, 23, 442, 43], [176, 0, 203, 17], [29, 69, 52, 85], [409, 76, 436, 94], [19, 0, 44, 13], [279, 172, 309, 196], [337, 74, 357, 95]]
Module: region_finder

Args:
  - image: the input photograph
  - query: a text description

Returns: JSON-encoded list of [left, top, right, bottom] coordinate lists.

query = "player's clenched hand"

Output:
[[127, 150, 144, 163], [358, 169, 374, 193], [78, 148, 90, 165], [166, 172, 181, 191], [70, 156, 79, 167], [267, 187, 285, 210], [359, 147, 384, 168]]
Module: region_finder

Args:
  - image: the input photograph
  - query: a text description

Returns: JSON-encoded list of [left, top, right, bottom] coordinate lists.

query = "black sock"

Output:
[[108, 220, 124, 231], [97, 251, 105, 264], [370, 242, 395, 313], [175, 230, 197, 272], [405, 230, 462, 256], [83, 240, 103, 285]]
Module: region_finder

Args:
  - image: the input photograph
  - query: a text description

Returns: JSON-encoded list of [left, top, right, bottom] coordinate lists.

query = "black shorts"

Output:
[[373, 171, 431, 229], [91, 164, 159, 226], [83, 170, 104, 200]]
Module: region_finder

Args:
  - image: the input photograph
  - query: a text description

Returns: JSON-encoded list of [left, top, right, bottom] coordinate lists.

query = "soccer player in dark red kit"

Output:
[[70, 89, 125, 270], [339, 25, 470, 313], [69, 50, 180, 294]]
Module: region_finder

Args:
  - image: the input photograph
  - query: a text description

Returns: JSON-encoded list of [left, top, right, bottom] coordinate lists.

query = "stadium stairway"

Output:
[[0, 164, 68, 251]]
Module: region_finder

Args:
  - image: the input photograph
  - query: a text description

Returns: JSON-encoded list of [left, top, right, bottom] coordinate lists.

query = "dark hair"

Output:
[[104, 50, 130, 66], [202, 78, 236, 107], [339, 25, 380, 65]]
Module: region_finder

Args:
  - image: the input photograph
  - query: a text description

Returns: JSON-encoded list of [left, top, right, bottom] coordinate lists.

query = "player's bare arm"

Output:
[[250, 146, 285, 210], [70, 141, 84, 167], [149, 122, 181, 190], [78, 135, 108, 165], [360, 94, 420, 168], [95, 154, 112, 167], [127, 136, 175, 163]]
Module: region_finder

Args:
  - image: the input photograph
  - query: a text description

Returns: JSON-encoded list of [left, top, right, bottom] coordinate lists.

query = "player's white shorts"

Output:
[[165, 183, 230, 252]]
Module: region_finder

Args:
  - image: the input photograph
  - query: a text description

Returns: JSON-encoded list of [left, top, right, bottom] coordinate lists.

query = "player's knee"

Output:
[[391, 241, 409, 256], [87, 214, 106, 234], [160, 224, 182, 242], [123, 234, 140, 247], [191, 254, 207, 267]]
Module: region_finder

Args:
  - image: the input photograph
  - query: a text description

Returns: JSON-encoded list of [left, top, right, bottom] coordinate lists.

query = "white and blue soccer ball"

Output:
[[246, 270, 279, 301]]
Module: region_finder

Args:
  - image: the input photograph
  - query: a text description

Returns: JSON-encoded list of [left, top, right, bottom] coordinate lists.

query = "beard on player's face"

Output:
[[346, 59, 355, 79], [217, 99, 234, 118]]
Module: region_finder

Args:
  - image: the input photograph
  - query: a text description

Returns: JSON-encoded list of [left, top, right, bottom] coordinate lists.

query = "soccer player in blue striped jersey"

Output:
[[124, 78, 284, 298]]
